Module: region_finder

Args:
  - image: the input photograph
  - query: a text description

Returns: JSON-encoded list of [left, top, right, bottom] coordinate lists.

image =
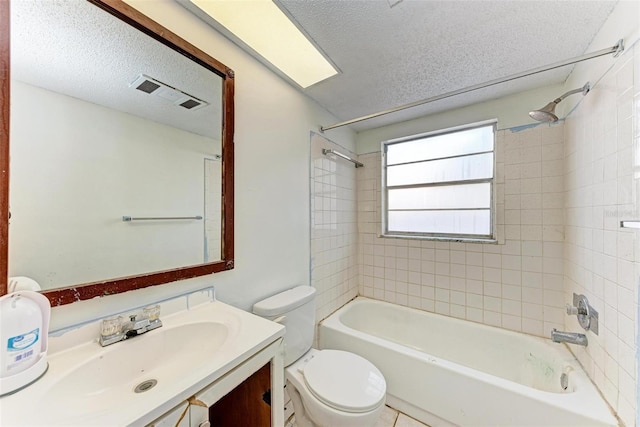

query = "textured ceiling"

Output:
[[13, 1, 618, 136], [277, 0, 618, 131], [11, 0, 223, 140]]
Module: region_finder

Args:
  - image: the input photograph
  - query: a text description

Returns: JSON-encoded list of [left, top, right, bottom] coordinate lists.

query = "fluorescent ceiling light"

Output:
[[187, 0, 338, 88]]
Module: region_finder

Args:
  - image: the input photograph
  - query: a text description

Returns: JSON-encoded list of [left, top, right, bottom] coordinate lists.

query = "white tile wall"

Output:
[[357, 123, 566, 337], [310, 133, 359, 330], [562, 45, 639, 426]]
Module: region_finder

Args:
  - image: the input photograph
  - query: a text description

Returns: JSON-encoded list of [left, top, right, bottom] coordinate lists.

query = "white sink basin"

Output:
[[44, 322, 228, 416], [0, 298, 285, 426]]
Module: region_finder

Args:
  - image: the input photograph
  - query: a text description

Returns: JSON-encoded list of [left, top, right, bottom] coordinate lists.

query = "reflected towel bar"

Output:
[[322, 148, 364, 168], [122, 215, 203, 222], [620, 220, 640, 229]]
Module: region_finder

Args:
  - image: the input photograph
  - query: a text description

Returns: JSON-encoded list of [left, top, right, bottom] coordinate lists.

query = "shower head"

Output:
[[529, 101, 559, 122], [529, 82, 590, 122]]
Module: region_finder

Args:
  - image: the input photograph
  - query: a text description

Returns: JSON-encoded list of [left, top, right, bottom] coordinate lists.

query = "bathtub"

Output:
[[319, 297, 617, 427]]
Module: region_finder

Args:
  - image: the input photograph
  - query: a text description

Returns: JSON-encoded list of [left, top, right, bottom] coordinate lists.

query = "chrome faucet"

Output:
[[566, 293, 599, 334], [551, 328, 588, 346], [99, 305, 162, 347]]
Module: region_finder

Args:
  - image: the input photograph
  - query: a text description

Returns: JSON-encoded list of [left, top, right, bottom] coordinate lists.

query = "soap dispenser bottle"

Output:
[[0, 290, 51, 396]]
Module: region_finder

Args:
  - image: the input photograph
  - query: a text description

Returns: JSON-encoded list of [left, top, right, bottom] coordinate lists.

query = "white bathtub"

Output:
[[319, 297, 617, 427]]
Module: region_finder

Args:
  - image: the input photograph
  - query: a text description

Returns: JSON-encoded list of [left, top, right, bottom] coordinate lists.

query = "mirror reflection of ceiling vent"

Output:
[[129, 74, 208, 111]]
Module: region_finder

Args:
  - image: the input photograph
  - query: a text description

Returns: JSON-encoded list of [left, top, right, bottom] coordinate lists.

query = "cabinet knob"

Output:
[[199, 422, 211, 427]]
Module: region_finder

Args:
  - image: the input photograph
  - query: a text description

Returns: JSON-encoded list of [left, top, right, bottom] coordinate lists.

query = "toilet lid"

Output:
[[302, 350, 386, 413]]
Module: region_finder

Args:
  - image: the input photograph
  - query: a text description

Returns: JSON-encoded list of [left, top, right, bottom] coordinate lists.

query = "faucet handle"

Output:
[[566, 304, 579, 316], [568, 294, 599, 335], [143, 304, 161, 321], [143, 305, 163, 332], [566, 303, 588, 316], [101, 316, 123, 336]]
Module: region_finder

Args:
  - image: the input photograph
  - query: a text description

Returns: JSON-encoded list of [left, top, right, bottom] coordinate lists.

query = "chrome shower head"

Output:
[[529, 101, 559, 122], [529, 82, 590, 123]]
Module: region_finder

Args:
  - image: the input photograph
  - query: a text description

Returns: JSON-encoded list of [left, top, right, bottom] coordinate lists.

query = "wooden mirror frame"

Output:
[[0, 0, 234, 305]]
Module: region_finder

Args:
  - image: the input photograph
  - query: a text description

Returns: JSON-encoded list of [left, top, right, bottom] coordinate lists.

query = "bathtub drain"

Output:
[[560, 373, 568, 390]]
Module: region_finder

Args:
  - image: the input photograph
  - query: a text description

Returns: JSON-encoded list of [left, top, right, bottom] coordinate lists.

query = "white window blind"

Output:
[[383, 121, 496, 240]]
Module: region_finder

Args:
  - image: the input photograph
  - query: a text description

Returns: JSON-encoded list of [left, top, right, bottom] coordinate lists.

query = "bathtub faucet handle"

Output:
[[566, 304, 579, 316], [566, 294, 599, 335]]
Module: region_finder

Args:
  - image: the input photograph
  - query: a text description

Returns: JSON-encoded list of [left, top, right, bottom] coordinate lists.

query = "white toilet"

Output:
[[253, 286, 386, 427]]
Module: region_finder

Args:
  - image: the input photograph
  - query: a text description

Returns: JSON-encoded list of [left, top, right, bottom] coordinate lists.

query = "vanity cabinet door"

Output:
[[209, 363, 271, 426], [147, 401, 190, 427], [189, 339, 284, 427]]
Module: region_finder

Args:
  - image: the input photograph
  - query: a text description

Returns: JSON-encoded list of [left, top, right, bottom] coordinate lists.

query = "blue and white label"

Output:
[[7, 328, 39, 351]]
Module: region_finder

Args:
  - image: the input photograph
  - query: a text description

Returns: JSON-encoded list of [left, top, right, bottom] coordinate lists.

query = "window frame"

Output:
[[381, 119, 497, 242]]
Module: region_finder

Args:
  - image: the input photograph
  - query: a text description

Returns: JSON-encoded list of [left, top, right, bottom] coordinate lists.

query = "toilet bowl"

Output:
[[253, 286, 386, 427], [285, 348, 385, 427]]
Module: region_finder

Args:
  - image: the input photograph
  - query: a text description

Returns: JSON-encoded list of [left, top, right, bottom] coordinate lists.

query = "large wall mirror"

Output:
[[0, 0, 234, 305]]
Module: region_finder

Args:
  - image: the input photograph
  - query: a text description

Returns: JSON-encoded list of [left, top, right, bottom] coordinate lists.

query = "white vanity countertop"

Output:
[[0, 299, 284, 426]]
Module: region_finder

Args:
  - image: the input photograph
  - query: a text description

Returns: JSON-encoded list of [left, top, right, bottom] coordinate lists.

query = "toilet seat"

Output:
[[302, 350, 386, 413]]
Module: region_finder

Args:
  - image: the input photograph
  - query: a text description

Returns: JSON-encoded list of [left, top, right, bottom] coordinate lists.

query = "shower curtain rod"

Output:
[[320, 39, 624, 132]]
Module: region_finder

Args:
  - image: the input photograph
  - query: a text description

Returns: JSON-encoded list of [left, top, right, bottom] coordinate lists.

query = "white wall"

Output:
[[46, 0, 355, 330]]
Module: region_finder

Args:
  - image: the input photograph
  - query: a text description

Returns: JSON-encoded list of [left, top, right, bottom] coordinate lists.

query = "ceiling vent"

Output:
[[129, 74, 208, 111]]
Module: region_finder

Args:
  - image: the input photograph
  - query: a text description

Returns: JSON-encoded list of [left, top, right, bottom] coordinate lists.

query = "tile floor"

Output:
[[286, 406, 430, 427], [375, 406, 430, 427]]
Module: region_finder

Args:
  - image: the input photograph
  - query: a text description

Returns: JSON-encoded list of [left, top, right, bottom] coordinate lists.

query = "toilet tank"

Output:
[[253, 286, 316, 366]]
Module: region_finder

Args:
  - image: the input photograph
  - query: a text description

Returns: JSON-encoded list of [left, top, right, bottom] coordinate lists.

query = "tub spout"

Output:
[[551, 329, 588, 346]]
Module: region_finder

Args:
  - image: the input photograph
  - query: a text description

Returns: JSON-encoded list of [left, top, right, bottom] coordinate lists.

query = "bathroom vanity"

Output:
[[0, 293, 285, 426]]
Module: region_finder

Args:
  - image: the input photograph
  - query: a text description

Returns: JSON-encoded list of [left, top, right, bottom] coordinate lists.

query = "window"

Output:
[[382, 120, 496, 241]]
